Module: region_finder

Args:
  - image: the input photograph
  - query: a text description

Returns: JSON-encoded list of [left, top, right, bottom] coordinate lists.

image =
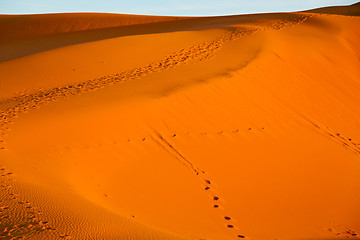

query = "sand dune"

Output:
[[1, 2, 360, 240], [305, 2, 360, 16]]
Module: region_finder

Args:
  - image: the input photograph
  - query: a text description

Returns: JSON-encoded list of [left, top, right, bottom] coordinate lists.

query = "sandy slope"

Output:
[[1, 3, 360, 240]]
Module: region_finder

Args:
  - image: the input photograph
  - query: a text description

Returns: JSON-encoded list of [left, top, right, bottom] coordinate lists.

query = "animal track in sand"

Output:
[[106, 127, 265, 147], [56, 126, 266, 238], [57, 127, 255, 153], [151, 131, 249, 239], [305, 119, 360, 155], [56, 127, 256, 238], [328, 227, 359, 239], [201, 172, 246, 238]]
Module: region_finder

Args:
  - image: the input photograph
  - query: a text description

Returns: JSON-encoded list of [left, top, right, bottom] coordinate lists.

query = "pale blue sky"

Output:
[[0, 0, 358, 16]]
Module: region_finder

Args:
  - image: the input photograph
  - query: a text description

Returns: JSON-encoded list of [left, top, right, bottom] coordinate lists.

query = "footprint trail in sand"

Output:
[[151, 130, 250, 238]]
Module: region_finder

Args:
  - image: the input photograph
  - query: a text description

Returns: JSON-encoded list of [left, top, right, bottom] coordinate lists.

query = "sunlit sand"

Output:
[[0, 2, 359, 240]]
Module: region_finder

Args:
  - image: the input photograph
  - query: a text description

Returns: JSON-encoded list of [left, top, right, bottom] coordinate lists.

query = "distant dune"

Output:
[[305, 2, 360, 16], [0, 2, 360, 240]]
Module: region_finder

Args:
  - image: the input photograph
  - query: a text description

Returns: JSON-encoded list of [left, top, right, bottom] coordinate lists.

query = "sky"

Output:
[[0, 0, 358, 16]]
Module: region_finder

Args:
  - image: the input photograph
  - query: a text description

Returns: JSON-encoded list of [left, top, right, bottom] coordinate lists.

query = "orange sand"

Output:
[[0, 3, 360, 240]]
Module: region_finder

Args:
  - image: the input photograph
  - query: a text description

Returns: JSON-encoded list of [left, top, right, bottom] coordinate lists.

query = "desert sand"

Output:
[[0, 2, 360, 240]]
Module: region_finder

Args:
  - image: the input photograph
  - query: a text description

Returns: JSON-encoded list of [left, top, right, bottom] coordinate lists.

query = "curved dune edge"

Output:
[[1, 5, 360, 240]]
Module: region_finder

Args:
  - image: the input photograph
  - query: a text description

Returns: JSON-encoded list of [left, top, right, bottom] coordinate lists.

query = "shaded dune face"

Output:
[[0, 3, 360, 240], [1, 12, 308, 62], [0, 13, 186, 62], [0, 13, 185, 41]]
